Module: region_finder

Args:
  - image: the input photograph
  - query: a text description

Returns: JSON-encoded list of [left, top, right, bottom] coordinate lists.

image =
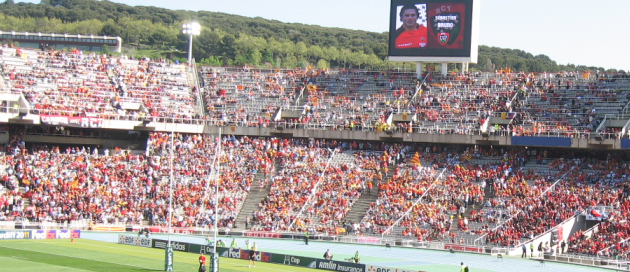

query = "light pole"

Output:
[[211, 128, 221, 272], [182, 22, 201, 65], [164, 130, 175, 271]]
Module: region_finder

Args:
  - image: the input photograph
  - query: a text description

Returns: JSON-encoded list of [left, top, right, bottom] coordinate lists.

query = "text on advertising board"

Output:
[[0, 231, 30, 239]]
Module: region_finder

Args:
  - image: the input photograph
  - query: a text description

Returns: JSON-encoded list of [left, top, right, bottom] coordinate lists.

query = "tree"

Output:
[[0, 0, 608, 71], [148, 28, 174, 49], [73, 19, 103, 35], [261, 49, 274, 66], [193, 29, 220, 60], [294, 41, 308, 58], [218, 34, 236, 64], [339, 48, 352, 68], [306, 45, 323, 63], [323, 46, 339, 65], [33, 17, 63, 33], [100, 21, 121, 37], [200, 56, 222, 66], [316, 59, 329, 69]]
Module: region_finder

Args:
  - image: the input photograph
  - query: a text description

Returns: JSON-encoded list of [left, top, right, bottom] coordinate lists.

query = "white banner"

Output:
[[118, 234, 152, 248], [365, 265, 422, 272]]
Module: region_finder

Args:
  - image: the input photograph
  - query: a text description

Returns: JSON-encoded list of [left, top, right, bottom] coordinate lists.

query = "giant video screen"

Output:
[[388, 0, 478, 61]]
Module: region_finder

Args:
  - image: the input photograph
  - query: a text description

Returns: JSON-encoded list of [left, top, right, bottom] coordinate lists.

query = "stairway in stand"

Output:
[[233, 159, 285, 231], [233, 170, 270, 231], [343, 165, 391, 228], [441, 180, 497, 243], [344, 183, 379, 224]]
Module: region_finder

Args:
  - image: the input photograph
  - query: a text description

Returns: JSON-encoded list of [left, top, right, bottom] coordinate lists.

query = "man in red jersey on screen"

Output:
[[394, 4, 428, 49]]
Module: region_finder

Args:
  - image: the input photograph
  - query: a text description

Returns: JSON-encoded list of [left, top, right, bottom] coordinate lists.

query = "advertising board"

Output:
[[0, 230, 31, 239], [118, 234, 152, 248]]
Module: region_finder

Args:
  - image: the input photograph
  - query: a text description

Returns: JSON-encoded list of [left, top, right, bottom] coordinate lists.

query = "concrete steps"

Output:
[[233, 170, 269, 231], [344, 186, 379, 224]]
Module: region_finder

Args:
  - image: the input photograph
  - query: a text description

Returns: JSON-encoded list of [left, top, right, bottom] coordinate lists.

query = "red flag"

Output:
[[410, 152, 422, 167]]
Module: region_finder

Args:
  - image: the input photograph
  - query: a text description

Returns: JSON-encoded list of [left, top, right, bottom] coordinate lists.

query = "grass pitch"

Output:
[[0, 238, 321, 272]]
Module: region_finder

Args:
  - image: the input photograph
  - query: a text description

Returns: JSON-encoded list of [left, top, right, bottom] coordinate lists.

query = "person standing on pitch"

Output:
[[248, 242, 258, 267], [198, 253, 207, 272]]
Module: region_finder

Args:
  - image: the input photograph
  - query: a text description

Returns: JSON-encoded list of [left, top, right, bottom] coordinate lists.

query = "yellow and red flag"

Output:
[[410, 152, 422, 167]]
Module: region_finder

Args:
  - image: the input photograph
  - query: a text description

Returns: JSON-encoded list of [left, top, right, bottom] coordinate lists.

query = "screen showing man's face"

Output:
[[389, 0, 474, 58], [401, 9, 419, 30]]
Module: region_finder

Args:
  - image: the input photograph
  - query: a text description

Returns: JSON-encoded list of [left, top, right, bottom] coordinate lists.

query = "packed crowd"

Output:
[[251, 139, 382, 233], [509, 73, 629, 138], [0, 45, 199, 122], [2, 45, 630, 260], [461, 155, 630, 260], [348, 142, 630, 260], [567, 218, 630, 260], [201, 66, 303, 127], [362, 163, 442, 240], [300, 71, 418, 131], [0, 129, 273, 228], [2, 45, 629, 138], [198, 63, 630, 138], [1, 128, 630, 259], [252, 144, 331, 231], [562, 158, 630, 259]]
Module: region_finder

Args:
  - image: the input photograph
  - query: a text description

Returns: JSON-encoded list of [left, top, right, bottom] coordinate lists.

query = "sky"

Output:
[[16, 0, 630, 71]]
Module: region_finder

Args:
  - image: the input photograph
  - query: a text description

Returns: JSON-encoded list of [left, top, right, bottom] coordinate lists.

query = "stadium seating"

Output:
[[3, 45, 630, 262], [0, 47, 199, 122]]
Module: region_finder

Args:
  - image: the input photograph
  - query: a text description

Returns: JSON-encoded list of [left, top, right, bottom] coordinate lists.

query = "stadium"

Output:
[[1, 0, 630, 271]]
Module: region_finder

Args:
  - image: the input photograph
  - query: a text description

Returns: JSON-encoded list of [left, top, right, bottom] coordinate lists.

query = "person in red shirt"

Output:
[[394, 4, 428, 49], [198, 253, 207, 272]]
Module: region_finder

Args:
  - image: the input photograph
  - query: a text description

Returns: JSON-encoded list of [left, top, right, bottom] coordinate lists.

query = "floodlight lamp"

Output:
[[182, 22, 201, 36]]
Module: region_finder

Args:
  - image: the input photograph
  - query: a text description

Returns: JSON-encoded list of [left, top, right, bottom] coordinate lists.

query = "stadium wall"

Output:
[[511, 137, 571, 147], [23, 134, 139, 148], [0, 109, 621, 149], [210, 125, 617, 149]]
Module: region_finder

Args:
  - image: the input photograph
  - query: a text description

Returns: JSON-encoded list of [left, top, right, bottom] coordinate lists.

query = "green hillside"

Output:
[[0, 0, 617, 72]]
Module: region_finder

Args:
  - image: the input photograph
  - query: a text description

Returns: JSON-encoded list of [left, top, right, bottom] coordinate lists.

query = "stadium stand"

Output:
[[2, 45, 630, 268]]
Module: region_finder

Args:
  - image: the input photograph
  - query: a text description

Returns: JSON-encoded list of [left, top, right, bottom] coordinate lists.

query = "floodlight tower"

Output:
[[182, 22, 201, 64]]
